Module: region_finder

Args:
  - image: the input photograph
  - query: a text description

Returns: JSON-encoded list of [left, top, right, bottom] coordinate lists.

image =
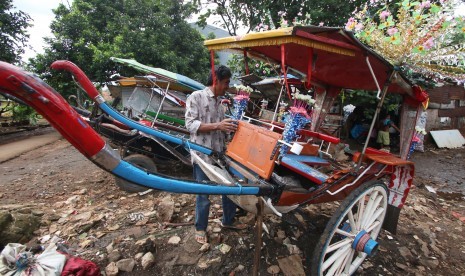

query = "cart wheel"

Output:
[[311, 180, 388, 276], [114, 154, 157, 193]]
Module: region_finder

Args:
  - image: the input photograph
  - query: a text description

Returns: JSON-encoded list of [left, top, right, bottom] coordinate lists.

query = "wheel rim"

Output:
[[320, 185, 388, 276]]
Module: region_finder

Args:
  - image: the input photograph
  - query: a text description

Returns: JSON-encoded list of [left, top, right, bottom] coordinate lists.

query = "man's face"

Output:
[[215, 77, 231, 96]]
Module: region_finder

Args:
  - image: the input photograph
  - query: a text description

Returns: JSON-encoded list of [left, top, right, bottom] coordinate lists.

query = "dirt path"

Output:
[[1, 131, 465, 275], [0, 129, 62, 163]]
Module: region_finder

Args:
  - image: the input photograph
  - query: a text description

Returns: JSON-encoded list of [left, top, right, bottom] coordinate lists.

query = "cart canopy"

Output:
[[111, 57, 205, 92], [205, 26, 415, 97]]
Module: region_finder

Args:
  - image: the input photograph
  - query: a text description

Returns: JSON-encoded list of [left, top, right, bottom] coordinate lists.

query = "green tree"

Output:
[[29, 0, 210, 98], [192, 0, 365, 36], [0, 0, 31, 64]]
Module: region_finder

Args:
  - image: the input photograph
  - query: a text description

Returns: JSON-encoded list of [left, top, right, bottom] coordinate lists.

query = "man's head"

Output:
[[207, 65, 231, 97]]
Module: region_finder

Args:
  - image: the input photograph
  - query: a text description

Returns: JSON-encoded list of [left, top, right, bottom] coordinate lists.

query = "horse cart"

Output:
[[72, 58, 205, 192], [0, 26, 428, 275]]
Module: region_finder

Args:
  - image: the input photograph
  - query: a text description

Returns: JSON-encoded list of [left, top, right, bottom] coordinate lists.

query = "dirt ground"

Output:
[[1, 127, 465, 275]]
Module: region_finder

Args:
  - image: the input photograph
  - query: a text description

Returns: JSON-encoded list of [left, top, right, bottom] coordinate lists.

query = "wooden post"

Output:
[[253, 198, 264, 276]]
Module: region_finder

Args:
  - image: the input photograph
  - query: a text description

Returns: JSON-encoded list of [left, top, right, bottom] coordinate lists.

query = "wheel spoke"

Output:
[[348, 209, 357, 232], [335, 248, 353, 276], [361, 190, 378, 228], [322, 244, 352, 273], [355, 196, 366, 230], [348, 252, 367, 273], [362, 194, 384, 229], [366, 220, 381, 234], [326, 238, 352, 254], [335, 228, 355, 238], [326, 248, 351, 276], [343, 250, 355, 275], [364, 207, 385, 231]]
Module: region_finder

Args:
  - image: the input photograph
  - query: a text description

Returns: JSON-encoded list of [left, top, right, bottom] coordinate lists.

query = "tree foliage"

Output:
[[192, 0, 365, 36], [0, 0, 31, 64], [29, 0, 210, 98]]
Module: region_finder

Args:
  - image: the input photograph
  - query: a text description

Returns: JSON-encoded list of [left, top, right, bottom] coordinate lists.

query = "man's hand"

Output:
[[217, 118, 238, 132], [197, 118, 238, 133]]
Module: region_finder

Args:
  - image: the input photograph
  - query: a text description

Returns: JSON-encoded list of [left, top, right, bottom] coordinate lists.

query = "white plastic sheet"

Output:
[[0, 240, 66, 276]]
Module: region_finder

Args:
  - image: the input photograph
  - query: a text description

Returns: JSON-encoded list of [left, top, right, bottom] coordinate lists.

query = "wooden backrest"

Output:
[[226, 121, 282, 180]]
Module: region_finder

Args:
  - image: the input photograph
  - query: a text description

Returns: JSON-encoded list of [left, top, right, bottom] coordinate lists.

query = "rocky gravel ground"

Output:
[[1, 133, 465, 275]]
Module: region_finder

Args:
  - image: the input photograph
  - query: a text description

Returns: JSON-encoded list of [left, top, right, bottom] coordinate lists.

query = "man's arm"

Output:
[[185, 92, 237, 134], [197, 119, 237, 133]]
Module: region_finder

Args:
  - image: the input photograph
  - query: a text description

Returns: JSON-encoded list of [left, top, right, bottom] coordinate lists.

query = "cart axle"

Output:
[[352, 230, 378, 257]]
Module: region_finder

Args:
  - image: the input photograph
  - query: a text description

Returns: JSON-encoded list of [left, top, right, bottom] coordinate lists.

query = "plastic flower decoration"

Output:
[[415, 126, 427, 135], [409, 125, 427, 158], [231, 84, 253, 120], [346, 0, 465, 84], [290, 91, 316, 117], [279, 91, 315, 157]]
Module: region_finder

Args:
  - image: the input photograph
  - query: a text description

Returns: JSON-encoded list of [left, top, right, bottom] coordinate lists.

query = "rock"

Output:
[[197, 256, 221, 269], [156, 195, 175, 222], [276, 229, 286, 240], [0, 211, 12, 231], [108, 224, 120, 231], [116, 258, 135, 272], [108, 250, 122, 262], [234, 264, 245, 272], [0, 211, 41, 247], [65, 195, 81, 205], [141, 252, 155, 269], [419, 258, 439, 269], [277, 255, 305, 276], [267, 265, 280, 274], [135, 238, 155, 253], [79, 239, 93, 248], [212, 227, 222, 233], [31, 210, 44, 217], [168, 235, 181, 245], [430, 244, 446, 260], [199, 243, 210, 253], [72, 211, 92, 222], [53, 202, 65, 208], [73, 188, 87, 195], [283, 238, 301, 255], [124, 226, 145, 238], [48, 223, 58, 234], [361, 260, 373, 269], [106, 243, 114, 253], [135, 252, 144, 261], [218, 243, 231, 254], [47, 213, 61, 222], [395, 262, 409, 271], [398, 246, 415, 262], [105, 262, 118, 276]]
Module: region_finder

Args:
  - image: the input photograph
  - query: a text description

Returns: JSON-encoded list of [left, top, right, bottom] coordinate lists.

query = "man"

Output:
[[185, 65, 246, 244]]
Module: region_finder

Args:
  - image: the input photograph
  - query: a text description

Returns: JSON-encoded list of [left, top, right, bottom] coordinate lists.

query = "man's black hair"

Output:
[[206, 65, 232, 86]]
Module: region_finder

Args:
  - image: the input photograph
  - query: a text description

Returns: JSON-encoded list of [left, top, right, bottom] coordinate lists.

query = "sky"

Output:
[[13, 0, 67, 61], [12, 0, 465, 62]]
